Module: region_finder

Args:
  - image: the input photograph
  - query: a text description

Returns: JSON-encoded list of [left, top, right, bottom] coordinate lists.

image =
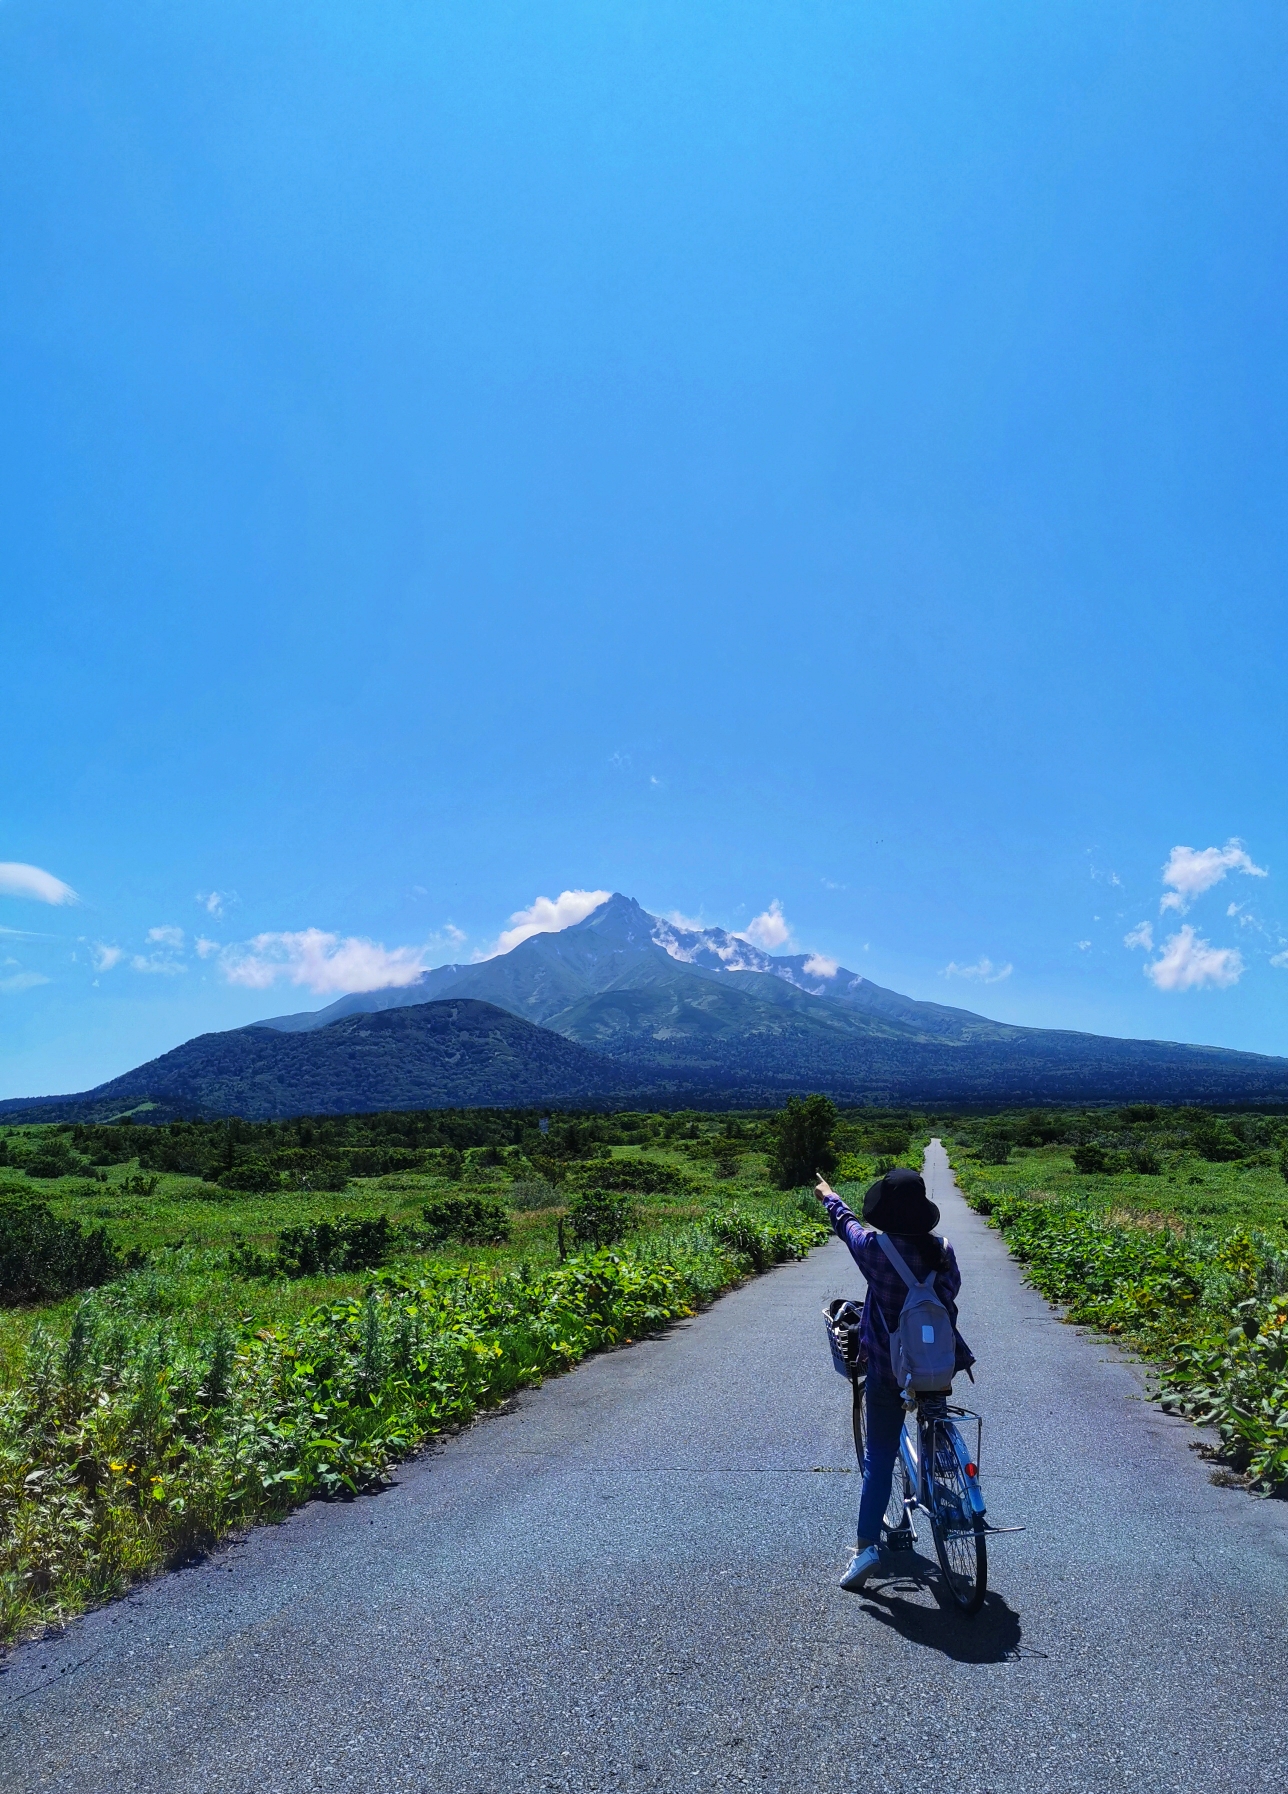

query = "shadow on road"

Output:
[[856, 1555, 1029, 1664]]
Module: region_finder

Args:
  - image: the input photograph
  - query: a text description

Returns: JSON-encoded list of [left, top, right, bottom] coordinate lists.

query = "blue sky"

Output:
[[3, 1, 1287, 1098]]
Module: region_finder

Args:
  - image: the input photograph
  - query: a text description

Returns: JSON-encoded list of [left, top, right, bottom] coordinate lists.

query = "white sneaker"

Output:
[[839, 1544, 881, 1591]]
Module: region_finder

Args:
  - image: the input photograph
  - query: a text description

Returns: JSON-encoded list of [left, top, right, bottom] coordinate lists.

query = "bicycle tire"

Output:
[[926, 1425, 987, 1614], [849, 1374, 866, 1465], [883, 1452, 915, 1547]]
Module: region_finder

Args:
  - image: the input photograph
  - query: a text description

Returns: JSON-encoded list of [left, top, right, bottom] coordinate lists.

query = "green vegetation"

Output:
[[943, 1105, 1288, 1495], [0, 1201, 130, 1303], [770, 1093, 839, 1189], [0, 1103, 844, 1643]]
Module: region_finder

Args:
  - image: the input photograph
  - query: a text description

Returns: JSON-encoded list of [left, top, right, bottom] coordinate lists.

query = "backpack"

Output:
[[876, 1233, 957, 1394]]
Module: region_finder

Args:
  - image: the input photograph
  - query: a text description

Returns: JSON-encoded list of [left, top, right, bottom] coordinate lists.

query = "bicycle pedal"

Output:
[[884, 1529, 916, 1552]]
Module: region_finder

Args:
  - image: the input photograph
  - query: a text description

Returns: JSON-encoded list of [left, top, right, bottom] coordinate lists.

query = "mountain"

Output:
[[8, 896, 1288, 1119], [0, 1001, 635, 1123], [254, 893, 1288, 1105], [262, 894, 1019, 1043]]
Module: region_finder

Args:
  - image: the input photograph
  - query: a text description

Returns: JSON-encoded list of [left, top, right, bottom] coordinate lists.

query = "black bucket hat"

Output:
[[862, 1165, 940, 1234]]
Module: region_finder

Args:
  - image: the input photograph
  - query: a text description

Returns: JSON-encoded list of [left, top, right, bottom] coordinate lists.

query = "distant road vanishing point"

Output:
[[4, 1144, 1287, 1792]]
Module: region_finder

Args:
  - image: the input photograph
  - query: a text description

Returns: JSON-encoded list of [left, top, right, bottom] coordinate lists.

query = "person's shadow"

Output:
[[855, 1550, 1029, 1664]]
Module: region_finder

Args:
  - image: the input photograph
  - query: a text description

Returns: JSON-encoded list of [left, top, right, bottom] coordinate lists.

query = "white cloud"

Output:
[[442, 923, 467, 948], [92, 943, 124, 972], [1075, 940, 1092, 952], [1160, 839, 1267, 913], [131, 953, 186, 976], [1124, 922, 1154, 951], [736, 901, 791, 951], [147, 924, 185, 948], [1271, 949, 1288, 970], [803, 953, 839, 977], [0, 970, 49, 993], [665, 909, 707, 933], [221, 928, 438, 992], [0, 862, 77, 905], [196, 890, 236, 919], [481, 890, 611, 960], [944, 958, 1013, 983], [194, 936, 220, 959], [1145, 925, 1243, 991]]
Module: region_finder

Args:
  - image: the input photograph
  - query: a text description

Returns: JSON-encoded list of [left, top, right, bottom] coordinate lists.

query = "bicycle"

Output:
[[825, 1298, 992, 1616]]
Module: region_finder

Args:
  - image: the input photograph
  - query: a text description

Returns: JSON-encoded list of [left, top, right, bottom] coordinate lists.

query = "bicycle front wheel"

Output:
[[883, 1452, 915, 1549], [927, 1429, 987, 1614]]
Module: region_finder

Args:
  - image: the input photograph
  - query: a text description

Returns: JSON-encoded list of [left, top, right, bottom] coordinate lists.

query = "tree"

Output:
[[770, 1094, 838, 1190]]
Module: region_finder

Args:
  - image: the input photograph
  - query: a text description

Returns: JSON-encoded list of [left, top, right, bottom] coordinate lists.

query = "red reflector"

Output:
[[965, 1463, 978, 1477]]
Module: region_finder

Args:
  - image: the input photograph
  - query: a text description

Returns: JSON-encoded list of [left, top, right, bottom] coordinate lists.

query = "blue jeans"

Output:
[[856, 1381, 950, 1542], [856, 1377, 907, 1543]]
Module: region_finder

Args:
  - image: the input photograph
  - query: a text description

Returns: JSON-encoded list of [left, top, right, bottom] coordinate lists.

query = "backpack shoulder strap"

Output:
[[875, 1232, 918, 1289]]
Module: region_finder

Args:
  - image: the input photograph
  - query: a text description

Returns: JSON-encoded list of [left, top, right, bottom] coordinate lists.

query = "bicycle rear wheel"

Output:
[[926, 1425, 987, 1613]]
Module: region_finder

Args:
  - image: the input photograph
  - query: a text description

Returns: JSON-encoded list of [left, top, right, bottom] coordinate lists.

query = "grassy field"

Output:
[[0, 1153, 726, 1378], [940, 1107, 1288, 1497]]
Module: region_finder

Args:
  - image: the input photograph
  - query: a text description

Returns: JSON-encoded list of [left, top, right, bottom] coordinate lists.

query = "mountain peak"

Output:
[[570, 892, 656, 946]]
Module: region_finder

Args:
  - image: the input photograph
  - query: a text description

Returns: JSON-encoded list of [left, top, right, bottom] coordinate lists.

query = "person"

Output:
[[814, 1164, 975, 1592]]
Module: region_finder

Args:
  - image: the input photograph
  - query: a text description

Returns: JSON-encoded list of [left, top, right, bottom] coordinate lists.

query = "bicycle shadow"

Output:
[[855, 1552, 1028, 1664]]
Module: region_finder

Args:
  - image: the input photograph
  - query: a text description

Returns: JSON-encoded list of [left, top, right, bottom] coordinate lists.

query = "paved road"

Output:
[[5, 1142, 1288, 1792]]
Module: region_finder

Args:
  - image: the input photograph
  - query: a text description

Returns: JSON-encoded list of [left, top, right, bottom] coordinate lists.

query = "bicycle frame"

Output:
[[895, 1401, 987, 1531]]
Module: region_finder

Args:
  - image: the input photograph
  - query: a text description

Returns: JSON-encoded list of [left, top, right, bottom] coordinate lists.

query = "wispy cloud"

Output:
[[196, 890, 236, 919], [803, 952, 839, 977], [1145, 925, 1243, 991], [1124, 922, 1154, 952], [1271, 949, 1288, 970], [480, 890, 611, 960], [147, 924, 184, 948], [92, 943, 124, 972], [220, 928, 442, 993], [1075, 940, 1091, 952], [1160, 839, 1267, 913], [0, 862, 78, 905], [0, 970, 49, 993], [194, 936, 220, 959], [736, 901, 791, 951], [131, 953, 186, 976], [944, 958, 1013, 983]]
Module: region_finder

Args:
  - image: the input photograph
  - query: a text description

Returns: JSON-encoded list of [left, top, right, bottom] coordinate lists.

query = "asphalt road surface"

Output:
[[5, 1141, 1288, 1792]]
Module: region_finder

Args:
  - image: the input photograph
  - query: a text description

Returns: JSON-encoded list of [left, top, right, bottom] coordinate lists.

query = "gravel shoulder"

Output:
[[3, 1140, 1287, 1793]]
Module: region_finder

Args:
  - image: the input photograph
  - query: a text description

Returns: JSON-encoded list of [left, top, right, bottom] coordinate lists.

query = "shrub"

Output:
[[219, 1157, 281, 1193], [976, 1136, 1012, 1165], [1071, 1142, 1108, 1174], [564, 1158, 697, 1198], [420, 1193, 511, 1246], [567, 1189, 635, 1249], [833, 1152, 873, 1185], [0, 1200, 123, 1303], [1192, 1120, 1244, 1163], [1131, 1147, 1162, 1175], [275, 1215, 395, 1277], [706, 1203, 827, 1273], [24, 1142, 84, 1180]]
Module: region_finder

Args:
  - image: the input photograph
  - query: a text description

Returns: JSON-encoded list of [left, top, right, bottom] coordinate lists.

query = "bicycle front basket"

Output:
[[823, 1298, 864, 1377]]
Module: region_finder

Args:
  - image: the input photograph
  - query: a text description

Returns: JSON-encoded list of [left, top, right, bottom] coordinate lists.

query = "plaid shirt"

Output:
[[822, 1191, 974, 1388]]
